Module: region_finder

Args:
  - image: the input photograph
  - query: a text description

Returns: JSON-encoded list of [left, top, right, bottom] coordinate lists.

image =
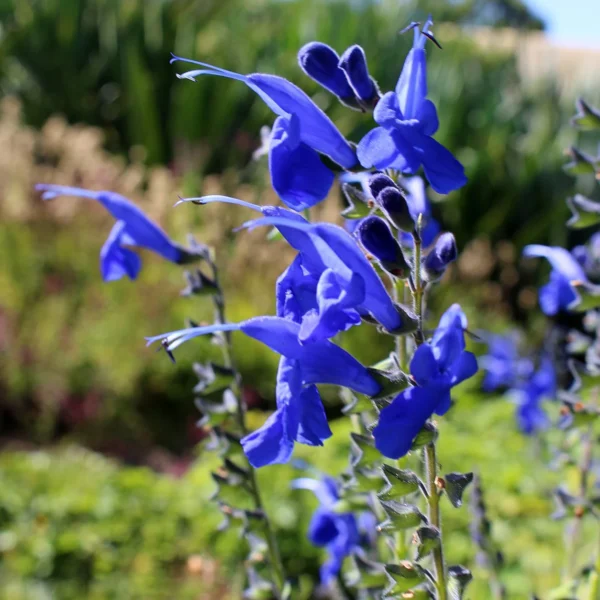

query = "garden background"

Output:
[[1, 0, 600, 598]]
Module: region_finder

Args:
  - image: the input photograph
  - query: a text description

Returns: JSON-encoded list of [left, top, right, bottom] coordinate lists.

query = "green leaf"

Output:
[[444, 472, 474, 508], [378, 464, 424, 500], [383, 562, 427, 595], [566, 195, 600, 230], [448, 565, 473, 600], [571, 98, 600, 131], [563, 146, 598, 176], [413, 526, 441, 560], [378, 501, 427, 531]]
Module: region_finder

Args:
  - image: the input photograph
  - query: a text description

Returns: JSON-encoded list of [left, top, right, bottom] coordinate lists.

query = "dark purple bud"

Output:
[[368, 173, 397, 199], [357, 216, 410, 278], [377, 187, 414, 232], [338, 45, 379, 106], [423, 232, 457, 281], [298, 42, 355, 101]]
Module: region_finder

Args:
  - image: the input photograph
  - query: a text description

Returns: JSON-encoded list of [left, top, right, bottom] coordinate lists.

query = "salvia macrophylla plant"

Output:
[[481, 97, 600, 599], [38, 16, 483, 599]]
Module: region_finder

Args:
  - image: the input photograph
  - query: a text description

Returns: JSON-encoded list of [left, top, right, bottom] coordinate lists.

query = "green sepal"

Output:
[[383, 562, 427, 595], [378, 501, 427, 531], [341, 182, 372, 219], [566, 359, 600, 404], [448, 565, 473, 600], [194, 363, 235, 396], [413, 526, 441, 560], [281, 582, 293, 600], [211, 470, 253, 508], [196, 389, 238, 427], [571, 98, 600, 131], [367, 369, 410, 400], [410, 423, 438, 450], [378, 464, 425, 500], [350, 433, 382, 469], [567, 194, 600, 229], [333, 495, 371, 513], [563, 146, 598, 176], [345, 468, 387, 494], [246, 532, 268, 564], [243, 569, 274, 600], [569, 282, 600, 312], [444, 472, 474, 508], [345, 555, 388, 590], [180, 268, 218, 296], [342, 393, 377, 415]]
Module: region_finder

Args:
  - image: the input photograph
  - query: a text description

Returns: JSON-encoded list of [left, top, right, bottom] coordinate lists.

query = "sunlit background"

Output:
[[1, 0, 599, 598]]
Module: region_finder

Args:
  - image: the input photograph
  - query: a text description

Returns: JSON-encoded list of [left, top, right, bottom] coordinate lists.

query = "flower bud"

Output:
[[368, 173, 397, 199], [423, 232, 457, 281], [297, 42, 356, 104], [378, 186, 414, 232], [338, 45, 379, 107], [357, 216, 410, 278]]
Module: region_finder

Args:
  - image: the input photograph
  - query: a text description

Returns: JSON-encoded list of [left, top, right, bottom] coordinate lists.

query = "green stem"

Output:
[[425, 444, 448, 600], [412, 225, 447, 599], [210, 259, 286, 594], [589, 535, 600, 600]]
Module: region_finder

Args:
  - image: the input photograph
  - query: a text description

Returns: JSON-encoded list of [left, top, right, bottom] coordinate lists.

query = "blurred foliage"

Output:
[[0, 393, 596, 599]]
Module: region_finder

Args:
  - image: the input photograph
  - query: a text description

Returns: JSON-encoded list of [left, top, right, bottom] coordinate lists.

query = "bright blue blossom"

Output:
[[298, 43, 379, 110], [292, 477, 366, 583], [356, 18, 467, 194], [36, 184, 196, 281], [423, 232, 457, 281], [146, 316, 383, 466], [480, 334, 533, 392], [178, 195, 416, 339], [523, 244, 590, 315], [513, 357, 556, 435], [171, 55, 358, 210], [373, 304, 478, 458]]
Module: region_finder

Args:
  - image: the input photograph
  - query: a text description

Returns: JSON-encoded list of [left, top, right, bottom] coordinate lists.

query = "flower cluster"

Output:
[[38, 15, 478, 598]]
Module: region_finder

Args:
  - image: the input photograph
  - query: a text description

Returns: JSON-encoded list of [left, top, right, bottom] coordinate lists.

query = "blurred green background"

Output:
[[1, 0, 600, 597]]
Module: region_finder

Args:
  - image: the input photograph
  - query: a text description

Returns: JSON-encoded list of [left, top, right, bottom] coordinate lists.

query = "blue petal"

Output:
[[374, 91, 402, 125], [410, 344, 438, 386], [269, 115, 335, 210], [37, 184, 183, 263], [298, 268, 364, 343], [276, 255, 319, 323], [410, 133, 467, 194], [538, 272, 577, 316], [357, 127, 399, 169], [449, 351, 478, 387], [395, 48, 427, 120], [338, 45, 376, 102], [296, 385, 332, 446], [308, 508, 339, 547], [298, 42, 355, 100], [416, 99, 439, 136], [100, 221, 142, 281], [171, 55, 357, 168], [433, 389, 453, 416], [523, 245, 587, 282], [373, 386, 439, 459], [241, 408, 295, 467]]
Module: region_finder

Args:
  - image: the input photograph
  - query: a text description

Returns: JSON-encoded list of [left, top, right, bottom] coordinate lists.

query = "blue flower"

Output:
[[356, 18, 467, 194], [36, 184, 197, 281], [523, 244, 590, 315], [298, 43, 379, 110], [171, 55, 358, 210], [480, 334, 533, 392], [423, 232, 457, 281], [147, 316, 383, 466], [514, 357, 556, 435], [178, 195, 417, 340], [241, 356, 331, 467], [373, 304, 478, 458], [292, 477, 362, 583]]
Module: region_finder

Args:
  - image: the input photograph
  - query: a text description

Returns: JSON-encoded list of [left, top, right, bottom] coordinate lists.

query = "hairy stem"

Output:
[[209, 257, 286, 594]]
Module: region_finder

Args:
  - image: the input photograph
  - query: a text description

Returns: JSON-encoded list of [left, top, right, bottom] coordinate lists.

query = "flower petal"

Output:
[[241, 408, 295, 467], [410, 344, 438, 386], [357, 127, 399, 169], [523, 245, 587, 282], [100, 221, 142, 281]]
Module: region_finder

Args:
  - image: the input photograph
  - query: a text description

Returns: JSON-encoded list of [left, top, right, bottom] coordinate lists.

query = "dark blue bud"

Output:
[[423, 232, 457, 281], [368, 173, 397, 199], [298, 42, 355, 101], [357, 216, 410, 278], [338, 45, 379, 106], [377, 187, 414, 232]]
